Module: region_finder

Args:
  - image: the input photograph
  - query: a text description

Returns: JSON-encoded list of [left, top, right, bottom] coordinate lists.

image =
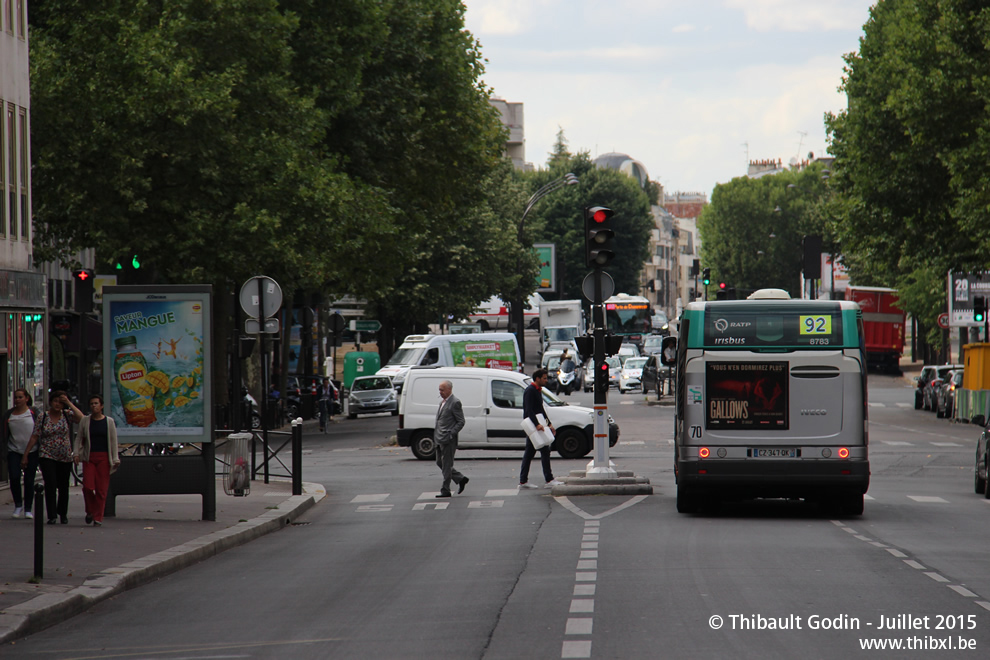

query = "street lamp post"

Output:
[[511, 173, 578, 367]]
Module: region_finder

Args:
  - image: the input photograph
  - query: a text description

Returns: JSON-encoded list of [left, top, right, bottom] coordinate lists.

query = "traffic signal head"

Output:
[[115, 254, 141, 270], [584, 206, 615, 268], [702, 268, 711, 286], [71, 269, 95, 313], [719, 282, 726, 290], [975, 296, 987, 323]]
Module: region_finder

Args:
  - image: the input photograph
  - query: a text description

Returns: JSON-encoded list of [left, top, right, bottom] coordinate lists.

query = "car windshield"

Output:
[[952, 372, 964, 384], [386, 347, 425, 366], [643, 337, 664, 348], [606, 357, 621, 370], [542, 387, 567, 407], [352, 377, 392, 391], [546, 357, 561, 370], [624, 358, 648, 370]]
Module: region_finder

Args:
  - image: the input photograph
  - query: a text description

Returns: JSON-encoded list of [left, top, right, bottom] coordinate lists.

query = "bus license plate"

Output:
[[752, 448, 796, 458]]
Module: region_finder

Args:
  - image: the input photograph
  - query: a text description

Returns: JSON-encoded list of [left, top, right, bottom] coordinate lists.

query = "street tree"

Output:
[[825, 0, 990, 350], [526, 153, 653, 299]]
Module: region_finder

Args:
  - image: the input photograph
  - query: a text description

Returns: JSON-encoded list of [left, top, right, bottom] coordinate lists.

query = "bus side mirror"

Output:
[[660, 336, 677, 367]]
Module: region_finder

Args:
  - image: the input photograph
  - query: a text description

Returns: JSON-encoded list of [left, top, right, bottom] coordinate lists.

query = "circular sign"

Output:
[[239, 276, 283, 319], [937, 312, 949, 330], [582, 271, 615, 302], [328, 312, 346, 334]]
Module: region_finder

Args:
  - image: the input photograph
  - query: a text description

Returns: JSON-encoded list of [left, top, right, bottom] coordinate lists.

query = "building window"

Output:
[[16, 0, 24, 38], [0, 107, 5, 238], [18, 107, 27, 239], [6, 104, 15, 237], [4, 0, 12, 34]]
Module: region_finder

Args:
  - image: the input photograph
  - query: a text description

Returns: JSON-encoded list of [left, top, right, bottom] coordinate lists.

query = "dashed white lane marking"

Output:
[[618, 400, 634, 405], [570, 599, 595, 613], [562, 641, 592, 658], [925, 572, 949, 583], [885, 548, 907, 558], [895, 403, 912, 408], [977, 602, 990, 612], [903, 560, 926, 569], [930, 442, 962, 447], [623, 441, 645, 445], [907, 495, 949, 503], [575, 572, 597, 581], [487, 489, 520, 497], [864, 494, 875, 500], [468, 500, 504, 509], [949, 585, 979, 598], [566, 618, 593, 634], [881, 440, 913, 446], [576, 560, 597, 570], [412, 502, 448, 511], [573, 584, 596, 596], [351, 494, 389, 503], [868, 402, 885, 408]]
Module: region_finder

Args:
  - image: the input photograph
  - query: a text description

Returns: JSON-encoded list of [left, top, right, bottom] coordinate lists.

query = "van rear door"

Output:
[[486, 376, 527, 445]]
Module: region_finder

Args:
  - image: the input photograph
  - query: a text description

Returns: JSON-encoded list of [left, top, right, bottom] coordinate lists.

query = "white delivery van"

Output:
[[377, 333, 521, 392], [396, 366, 619, 461]]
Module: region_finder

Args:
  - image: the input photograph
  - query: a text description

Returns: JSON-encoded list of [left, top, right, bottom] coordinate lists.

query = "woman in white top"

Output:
[[3, 388, 39, 519]]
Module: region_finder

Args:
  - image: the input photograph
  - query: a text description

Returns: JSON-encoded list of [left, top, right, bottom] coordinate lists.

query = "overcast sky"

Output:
[[463, 0, 876, 197]]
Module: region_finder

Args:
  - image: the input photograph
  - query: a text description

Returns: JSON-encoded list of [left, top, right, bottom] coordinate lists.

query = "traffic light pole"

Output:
[[590, 268, 615, 475]]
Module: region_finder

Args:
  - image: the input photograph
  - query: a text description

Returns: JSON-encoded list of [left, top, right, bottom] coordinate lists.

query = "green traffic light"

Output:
[[132, 254, 141, 269]]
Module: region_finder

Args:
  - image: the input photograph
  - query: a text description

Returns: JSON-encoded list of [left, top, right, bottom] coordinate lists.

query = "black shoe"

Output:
[[47, 518, 56, 525], [436, 491, 451, 498], [60, 517, 68, 524], [458, 477, 469, 494], [85, 514, 93, 525]]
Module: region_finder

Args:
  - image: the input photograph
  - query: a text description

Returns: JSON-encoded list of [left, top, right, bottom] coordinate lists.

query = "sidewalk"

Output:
[[0, 473, 325, 644]]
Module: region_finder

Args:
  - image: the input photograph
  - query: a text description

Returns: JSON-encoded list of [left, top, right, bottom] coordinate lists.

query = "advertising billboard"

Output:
[[102, 286, 213, 442], [705, 361, 789, 430]]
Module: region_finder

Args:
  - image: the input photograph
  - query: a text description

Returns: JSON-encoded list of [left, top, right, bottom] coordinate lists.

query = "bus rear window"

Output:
[[703, 304, 843, 348]]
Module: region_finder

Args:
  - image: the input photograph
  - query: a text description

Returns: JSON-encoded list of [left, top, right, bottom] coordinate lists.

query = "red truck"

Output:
[[845, 286, 906, 373]]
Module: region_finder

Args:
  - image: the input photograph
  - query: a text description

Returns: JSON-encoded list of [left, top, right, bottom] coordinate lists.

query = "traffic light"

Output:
[[72, 268, 95, 313], [716, 282, 728, 300], [975, 296, 987, 323], [115, 254, 141, 270], [584, 206, 615, 268], [702, 268, 711, 286]]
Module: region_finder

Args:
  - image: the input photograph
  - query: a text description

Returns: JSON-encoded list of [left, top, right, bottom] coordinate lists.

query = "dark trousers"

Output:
[[318, 399, 334, 428], [6, 450, 39, 510], [435, 441, 465, 493], [39, 457, 72, 521], [519, 439, 554, 485]]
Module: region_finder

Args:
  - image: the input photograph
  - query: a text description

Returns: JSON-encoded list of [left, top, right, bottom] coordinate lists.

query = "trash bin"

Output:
[[343, 351, 381, 390], [223, 432, 252, 496]]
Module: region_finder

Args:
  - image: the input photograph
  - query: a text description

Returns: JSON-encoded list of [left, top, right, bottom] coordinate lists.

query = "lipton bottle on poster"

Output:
[[113, 336, 157, 427]]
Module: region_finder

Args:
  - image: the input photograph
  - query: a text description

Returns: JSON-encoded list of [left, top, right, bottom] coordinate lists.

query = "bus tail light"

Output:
[[699, 447, 710, 459], [838, 447, 849, 459]]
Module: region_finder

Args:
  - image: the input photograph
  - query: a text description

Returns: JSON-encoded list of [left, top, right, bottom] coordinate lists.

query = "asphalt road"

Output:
[[5, 373, 990, 659]]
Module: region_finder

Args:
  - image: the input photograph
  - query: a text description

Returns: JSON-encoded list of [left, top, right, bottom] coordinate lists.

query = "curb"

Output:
[[0, 482, 326, 644]]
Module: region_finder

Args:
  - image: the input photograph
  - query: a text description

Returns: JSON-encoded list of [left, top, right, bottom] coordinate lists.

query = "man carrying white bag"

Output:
[[518, 368, 564, 489]]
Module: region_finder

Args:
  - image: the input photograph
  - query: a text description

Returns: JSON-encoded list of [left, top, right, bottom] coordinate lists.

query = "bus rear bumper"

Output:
[[677, 459, 870, 498]]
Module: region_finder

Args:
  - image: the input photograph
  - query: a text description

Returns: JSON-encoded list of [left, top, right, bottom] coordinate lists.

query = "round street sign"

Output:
[[937, 312, 949, 329], [239, 276, 283, 319], [582, 271, 615, 302]]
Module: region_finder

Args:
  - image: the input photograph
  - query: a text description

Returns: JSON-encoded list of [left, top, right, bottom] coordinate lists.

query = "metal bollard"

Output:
[[291, 418, 302, 496], [33, 482, 45, 579]]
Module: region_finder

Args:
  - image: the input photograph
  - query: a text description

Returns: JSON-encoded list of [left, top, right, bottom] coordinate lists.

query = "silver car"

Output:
[[347, 376, 399, 419]]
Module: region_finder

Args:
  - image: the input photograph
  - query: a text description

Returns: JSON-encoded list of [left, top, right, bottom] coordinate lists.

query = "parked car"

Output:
[[606, 356, 622, 389], [915, 364, 962, 410], [936, 369, 964, 419], [640, 354, 673, 398], [973, 414, 990, 498], [618, 356, 648, 393], [347, 375, 398, 419]]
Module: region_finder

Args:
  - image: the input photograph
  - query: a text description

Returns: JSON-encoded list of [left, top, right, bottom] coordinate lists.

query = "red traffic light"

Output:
[[719, 282, 726, 289], [593, 208, 610, 223], [72, 268, 94, 282]]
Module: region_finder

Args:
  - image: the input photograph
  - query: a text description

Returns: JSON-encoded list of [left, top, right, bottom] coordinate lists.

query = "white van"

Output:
[[377, 333, 521, 392], [396, 366, 619, 460]]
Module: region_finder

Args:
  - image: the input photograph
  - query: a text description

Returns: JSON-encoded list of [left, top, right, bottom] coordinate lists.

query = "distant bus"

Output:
[[661, 289, 870, 515], [604, 294, 652, 346]]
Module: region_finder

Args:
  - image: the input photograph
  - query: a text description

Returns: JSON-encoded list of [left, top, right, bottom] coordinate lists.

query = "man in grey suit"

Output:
[[434, 380, 468, 497]]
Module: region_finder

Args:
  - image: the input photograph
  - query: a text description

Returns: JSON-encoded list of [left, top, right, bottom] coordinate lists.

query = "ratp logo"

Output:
[[714, 318, 728, 332]]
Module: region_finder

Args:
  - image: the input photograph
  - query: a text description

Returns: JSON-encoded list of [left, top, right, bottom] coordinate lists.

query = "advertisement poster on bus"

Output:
[[102, 286, 213, 442], [450, 339, 518, 370], [705, 361, 788, 430]]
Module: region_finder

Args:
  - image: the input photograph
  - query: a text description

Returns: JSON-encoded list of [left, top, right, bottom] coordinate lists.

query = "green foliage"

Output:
[[825, 0, 990, 340], [524, 153, 653, 299], [699, 166, 831, 298]]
